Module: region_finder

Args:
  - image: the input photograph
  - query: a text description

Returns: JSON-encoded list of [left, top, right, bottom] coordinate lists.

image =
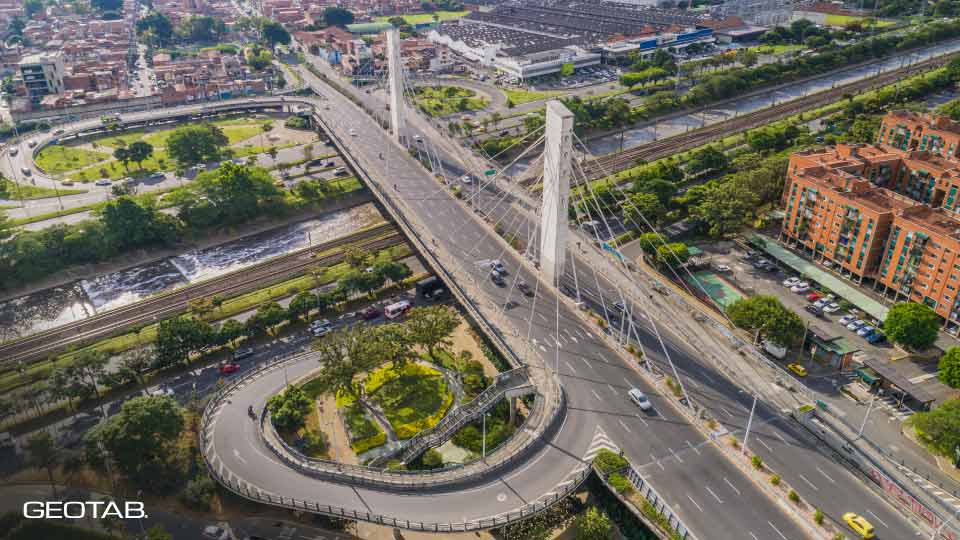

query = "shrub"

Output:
[[179, 475, 216, 511], [422, 448, 444, 469], [729, 436, 739, 448], [770, 474, 781, 486], [607, 472, 634, 495], [350, 432, 387, 454], [593, 449, 629, 474], [833, 534, 846, 540], [300, 430, 327, 456], [751, 455, 763, 470], [814, 508, 824, 525], [788, 489, 800, 503]]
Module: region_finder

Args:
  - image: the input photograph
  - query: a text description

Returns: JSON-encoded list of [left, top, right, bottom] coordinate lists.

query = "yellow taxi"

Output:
[[842, 512, 875, 539], [787, 363, 808, 377]]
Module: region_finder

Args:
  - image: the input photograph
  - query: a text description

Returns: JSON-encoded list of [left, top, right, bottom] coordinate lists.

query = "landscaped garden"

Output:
[[413, 85, 489, 117], [374, 10, 468, 24], [502, 88, 566, 106]]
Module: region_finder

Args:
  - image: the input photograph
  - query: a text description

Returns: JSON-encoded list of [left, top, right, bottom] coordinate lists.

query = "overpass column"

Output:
[[539, 100, 574, 287], [386, 28, 406, 142]]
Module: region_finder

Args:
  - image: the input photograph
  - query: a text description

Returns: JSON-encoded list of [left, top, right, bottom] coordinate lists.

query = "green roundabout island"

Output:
[[265, 306, 523, 470]]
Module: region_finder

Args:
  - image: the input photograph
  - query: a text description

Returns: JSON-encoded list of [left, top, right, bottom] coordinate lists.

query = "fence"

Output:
[[623, 465, 695, 540]]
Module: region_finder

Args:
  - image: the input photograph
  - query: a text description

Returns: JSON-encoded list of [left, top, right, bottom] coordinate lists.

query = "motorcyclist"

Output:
[[248, 405, 255, 418]]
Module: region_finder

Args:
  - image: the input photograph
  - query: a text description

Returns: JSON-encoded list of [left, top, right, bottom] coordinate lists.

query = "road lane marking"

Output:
[[774, 432, 787, 445], [651, 454, 665, 471], [798, 473, 819, 491], [565, 361, 578, 375], [685, 440, 701, 455], [816, 466, 836, 484], [591, 389, 602, 401], [749, 532, 759, 540], [866, 509, 888, 528], [723, 477, 741, 496], [607, 384, 617, 395], [669, 447, 684, 463], [233, 449, 247, 465], [720, 407, 734, 417], [686, 494, 704, 512], [618, 418, 632, 433], [768, 521, 787, 540], [705, 486, 723, 504], [757, 438, 773, 452], [634, 413, 648, 426]]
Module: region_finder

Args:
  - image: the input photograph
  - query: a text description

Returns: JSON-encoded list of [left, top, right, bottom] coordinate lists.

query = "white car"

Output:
[[95, 179, 112, 187], [8, 146, 18, 156], [823, 303, 841, 313], [202, 525, 229, 540], [839, 314, 856, 325], [790, 282, 810, 293], [413, 134, 423, 143], [628, 388, 653, 411], [460, 174, 473, 185], [348, 128, 357, 136], [714, 264, 731, 272], [846, 319, 865, 331], [813, 299, 829, 309], [782, 277, 800, 287]]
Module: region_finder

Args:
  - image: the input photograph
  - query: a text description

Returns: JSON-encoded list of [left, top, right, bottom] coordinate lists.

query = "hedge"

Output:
[[351, 431, 387, 454]]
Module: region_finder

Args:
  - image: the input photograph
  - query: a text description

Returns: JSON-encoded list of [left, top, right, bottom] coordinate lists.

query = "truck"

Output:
[[416, 276, 444, 299], [761, 340, 787, 360]]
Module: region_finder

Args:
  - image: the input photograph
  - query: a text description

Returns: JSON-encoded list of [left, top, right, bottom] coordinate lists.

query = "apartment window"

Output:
[[946, 295, 952, 301], [948, 285, 956, 291]]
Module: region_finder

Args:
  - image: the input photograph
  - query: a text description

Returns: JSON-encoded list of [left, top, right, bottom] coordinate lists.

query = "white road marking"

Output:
[[686, 440, 701, 455], [686, 494, 704, 512], [233, 449, 247, 465], [724, 477, 741, 496], [757, 438, 773, 452], [749, 532, 759, 540], [618, 418, 632, 433], [866, 509, 889, 528], [582, 357, 593, 369], [539, 345, 547, 352], [651, 454, 665, 471], [591, 389, 602, 401], [774, 432, 788, 445], [816, 466, 836, 484], [623, 376, 633, 386], [565, 361, 578, 375], [705, 486, 723, 504], [669, 447, 684, 463], [607, 384, 617, 395], [720, 407, 734, 417], [798, 474, 819, 491], [768, 521, 787, 540], [634, 413, 648, 426]]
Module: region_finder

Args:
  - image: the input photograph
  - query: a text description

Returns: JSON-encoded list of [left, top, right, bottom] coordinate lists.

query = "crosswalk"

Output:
[[583, 427, 620, 462]]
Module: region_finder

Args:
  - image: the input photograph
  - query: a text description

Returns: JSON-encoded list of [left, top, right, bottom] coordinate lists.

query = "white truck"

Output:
[[761, 340, 787, 360]]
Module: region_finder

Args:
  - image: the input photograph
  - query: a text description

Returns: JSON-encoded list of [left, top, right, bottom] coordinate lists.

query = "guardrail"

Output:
[[623, 464, 696, 540]]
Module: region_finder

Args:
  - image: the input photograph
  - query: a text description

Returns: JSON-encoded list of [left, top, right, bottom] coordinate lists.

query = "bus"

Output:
[[384, 300, 412, 320]]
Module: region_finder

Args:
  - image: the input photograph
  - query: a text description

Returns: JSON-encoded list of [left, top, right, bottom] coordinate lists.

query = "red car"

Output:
[[359, 306, 381, 320], [219, 362, 240, 375], [806, 292, 821, 302]]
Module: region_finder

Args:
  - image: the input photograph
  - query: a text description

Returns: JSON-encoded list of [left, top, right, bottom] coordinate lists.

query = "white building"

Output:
[[19, 52, 65, 104]]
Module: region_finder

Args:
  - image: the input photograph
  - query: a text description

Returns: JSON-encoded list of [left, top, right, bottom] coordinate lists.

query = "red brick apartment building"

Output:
[[780, 111, 960, 328]]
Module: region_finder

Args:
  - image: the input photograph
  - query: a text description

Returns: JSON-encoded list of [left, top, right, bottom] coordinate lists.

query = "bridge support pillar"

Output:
[[539, 101, 574, 287], [508, 396, 517, 425], [386, 28, 406, 142]]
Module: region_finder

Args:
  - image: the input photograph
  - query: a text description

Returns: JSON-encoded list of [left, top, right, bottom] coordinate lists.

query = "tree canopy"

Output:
[[909, 399, 960, 457], [939, 347, 960, 389], [323, 7, 355, 27], [267, 385, 312, 430], [260, 19, 291, 47], [883, 302, 940, 350], [726, 295, 805, 348], [165, 123, 229, 166]]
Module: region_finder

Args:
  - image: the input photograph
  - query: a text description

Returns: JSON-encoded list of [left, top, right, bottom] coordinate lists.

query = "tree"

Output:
[[288, 291, 318, 323], [374, 260, 412, 284], [245, 302, 286, 336], [126, 141, 153, 169], [883, 302, 940, 350], [98, 196, 178, 250], [155, 316, 214, 368], [91, 0, 122, 11], [405, 305, 459, 358], [166, 123, 229, 166], [178, 15, 226, 43], [622, 192, 666, 227], [344, 247, 371, 269], [726, 295, 805, 348], [145, 524, 173, 540], [85, 396, 184, 490], [24, 0, 42, 18], [909, 399, 960, 457], [185, 162, 281, 227], [260, 19, 291, 48], [939, 348, 960, 389], [689, 180, 758, 237], [267, 385, 312, 430], [137, 12, 174, 46], [421, 448, 444, 468], [311, 325, 382, 401], [323, 7, 355, 27], [575, 507, 613, 540], [25, 432, 60, 497], [113, 146, 131, 171]]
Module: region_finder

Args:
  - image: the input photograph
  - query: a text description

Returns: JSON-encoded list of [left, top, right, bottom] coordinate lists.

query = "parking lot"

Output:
[[532, 66, 620, 90]]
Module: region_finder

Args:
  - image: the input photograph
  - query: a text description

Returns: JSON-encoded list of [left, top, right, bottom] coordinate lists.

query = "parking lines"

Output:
[[565, 361, 578, 375], [757, 438, 773, 452], [669, 447, 684, 464], [651, 454, 665, 471]]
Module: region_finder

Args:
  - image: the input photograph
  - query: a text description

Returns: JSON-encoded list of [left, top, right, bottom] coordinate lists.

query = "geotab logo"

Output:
[[22, 501, 147, 519]]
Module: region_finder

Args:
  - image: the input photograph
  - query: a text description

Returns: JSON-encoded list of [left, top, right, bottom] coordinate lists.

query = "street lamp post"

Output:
[[742, 393, 758, 454], [858, 392, 878, 438]]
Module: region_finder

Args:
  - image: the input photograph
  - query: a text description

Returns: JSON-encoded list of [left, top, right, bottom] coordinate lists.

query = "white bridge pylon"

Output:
[[539, 100, 574, 287], [386, 28, 406, 141]]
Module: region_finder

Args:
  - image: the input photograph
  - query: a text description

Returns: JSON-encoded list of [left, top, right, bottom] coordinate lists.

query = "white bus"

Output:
[[384, 300, 412, 320]]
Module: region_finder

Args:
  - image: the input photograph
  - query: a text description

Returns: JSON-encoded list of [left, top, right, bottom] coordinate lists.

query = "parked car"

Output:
[[232, 347, 255, 361], [333, 167, 348, 176], [491, 259, 506, 274], [714, 264, 731, 272], [846, 319, 865, 331], [147, 386, 174, 397], [628, 388, 653, 411], [150, 172, 165, 180], [791, 282, 810, 293], [805, 304, 823, 316], [857, 325, 875, 337], [8, 146, 18, 156], [348, 128, 357, 136], [806, 292, 821, 302], [839, 314, 857, 325], [813, 299, 829, 309], [517, 281, 533, 297], [866, 331, 886, 344], [460, 174, 473, 185], [203, 525, 230, 540], [823, 303, 841, 313], [490, 270, 505, 286], [787, 363, 808, 377], [782, 277, 800, 288], [219, 362, 240, 374], [20, 167, 31, 177]]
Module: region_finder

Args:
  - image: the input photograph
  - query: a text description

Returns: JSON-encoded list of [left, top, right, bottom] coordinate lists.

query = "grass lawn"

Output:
[[365, 362, 454, 439], [503, 88, 566, 106], [414, 86, 488, 117], [0, 179, 86, 200], [746, 44, 804, 55], [374, 10, 468, 24], [342, 403, 386, 454], [824, 14, 895, 27], [35, 145, 110, 174]]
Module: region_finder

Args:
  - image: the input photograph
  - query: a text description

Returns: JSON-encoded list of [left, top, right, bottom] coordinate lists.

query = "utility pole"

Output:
[[742, 394, 758, 454], [858, 392, 877, 438]]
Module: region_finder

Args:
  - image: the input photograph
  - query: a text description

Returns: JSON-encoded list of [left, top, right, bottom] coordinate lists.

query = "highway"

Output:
[[200, 63, 816, 539]]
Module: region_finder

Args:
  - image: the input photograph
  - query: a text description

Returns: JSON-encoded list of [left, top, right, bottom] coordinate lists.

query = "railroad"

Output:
[[576, 51, 960, 181], [0, 222, 403, 368]]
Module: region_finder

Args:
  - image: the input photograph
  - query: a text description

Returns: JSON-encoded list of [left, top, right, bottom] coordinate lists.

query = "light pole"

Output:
[[742, 393, 758, 454], [857, 392, 877, 438]]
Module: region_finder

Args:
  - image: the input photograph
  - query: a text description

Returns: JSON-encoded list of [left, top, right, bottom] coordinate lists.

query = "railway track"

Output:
[[0, 223, 403, 368], [576, 51, 960, 181]]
